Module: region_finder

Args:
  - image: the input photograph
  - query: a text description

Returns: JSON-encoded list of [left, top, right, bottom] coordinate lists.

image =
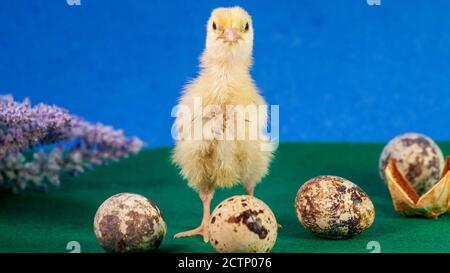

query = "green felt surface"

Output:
[[1, 143, 450, 253]]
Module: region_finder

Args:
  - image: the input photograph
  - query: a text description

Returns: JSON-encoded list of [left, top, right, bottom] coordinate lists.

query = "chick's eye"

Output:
[[244, 22, 249, 32], [212, 22, 217, 30]]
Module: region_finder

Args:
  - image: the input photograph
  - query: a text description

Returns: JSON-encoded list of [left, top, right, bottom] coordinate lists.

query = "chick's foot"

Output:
[[174, 224, 210, 243], [174, 190, 213, 243]]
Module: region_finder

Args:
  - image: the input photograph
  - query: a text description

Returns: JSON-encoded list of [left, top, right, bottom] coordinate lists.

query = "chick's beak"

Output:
[[220, 28, 241, 43]]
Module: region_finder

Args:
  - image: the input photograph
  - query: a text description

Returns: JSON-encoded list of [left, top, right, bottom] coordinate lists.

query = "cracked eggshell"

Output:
[[93, 193, 166, 253], [209, 195, 278, 253], [295, 176, 375, 239], [379, 133, 444, 195]]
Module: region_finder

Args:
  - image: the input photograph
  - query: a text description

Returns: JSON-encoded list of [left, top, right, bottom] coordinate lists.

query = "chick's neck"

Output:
[[201, 51, 251, 81]]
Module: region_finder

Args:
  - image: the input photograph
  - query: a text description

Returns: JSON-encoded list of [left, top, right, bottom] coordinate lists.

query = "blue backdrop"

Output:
[[1, 0, 449, 147]]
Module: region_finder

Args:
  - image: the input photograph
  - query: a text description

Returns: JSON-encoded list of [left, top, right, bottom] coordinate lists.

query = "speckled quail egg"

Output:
[[379, 133, 444, 195], [93, 193, 166, 252], [295, 176, 375, 239], [209, 195, 278, 253]]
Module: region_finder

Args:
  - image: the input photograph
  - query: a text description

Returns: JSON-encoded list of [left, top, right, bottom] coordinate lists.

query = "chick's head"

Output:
[[203, 7, 253, 67]]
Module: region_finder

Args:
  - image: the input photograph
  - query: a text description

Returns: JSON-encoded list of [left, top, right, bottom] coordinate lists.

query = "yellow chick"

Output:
[[172, 6, 273, 242]]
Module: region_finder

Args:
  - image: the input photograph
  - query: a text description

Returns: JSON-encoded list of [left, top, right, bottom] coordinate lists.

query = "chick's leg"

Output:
[[174, 190, 214, 243], [245, 184, 255, 196]]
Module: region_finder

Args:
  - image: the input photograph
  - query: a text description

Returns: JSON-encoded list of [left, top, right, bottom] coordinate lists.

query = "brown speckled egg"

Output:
[[379, 133, 444, 195], [209, 195, 277, 253], [93, 193, 166, 252], [295, 176, 375, 239]]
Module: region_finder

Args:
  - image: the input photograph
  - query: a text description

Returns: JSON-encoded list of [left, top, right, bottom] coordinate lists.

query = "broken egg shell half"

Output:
[[379, 133, 444, 196], [384, 157, 450, 218], [295, 176, 375, 239], [93, 193, 166, 253], [208, 195, 278, 253]]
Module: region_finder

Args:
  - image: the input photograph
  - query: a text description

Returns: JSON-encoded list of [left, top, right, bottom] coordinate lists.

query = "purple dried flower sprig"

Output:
[[0, 148, 64, 192], [0, 95, 145, 191], [64, 118, 145, 175], [0, 95, 72, 157]]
